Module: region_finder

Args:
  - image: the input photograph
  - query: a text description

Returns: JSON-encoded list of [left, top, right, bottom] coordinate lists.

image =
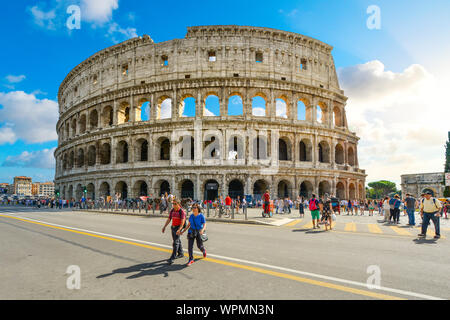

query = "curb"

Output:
[[73, 209, 273, 226]]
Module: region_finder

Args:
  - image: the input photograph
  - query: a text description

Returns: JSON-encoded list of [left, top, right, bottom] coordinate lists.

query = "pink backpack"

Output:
[[309, 198, 318, 211]]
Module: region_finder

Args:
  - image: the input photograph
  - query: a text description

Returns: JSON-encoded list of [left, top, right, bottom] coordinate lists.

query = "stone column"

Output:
[[113, 99, 118, 125]]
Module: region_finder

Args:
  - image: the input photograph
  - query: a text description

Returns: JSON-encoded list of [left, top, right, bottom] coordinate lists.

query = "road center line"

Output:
[[0, 213, 443, 300]]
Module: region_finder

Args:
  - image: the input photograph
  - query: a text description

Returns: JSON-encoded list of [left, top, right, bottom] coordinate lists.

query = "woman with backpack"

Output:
[[309, 194, 321, 229]]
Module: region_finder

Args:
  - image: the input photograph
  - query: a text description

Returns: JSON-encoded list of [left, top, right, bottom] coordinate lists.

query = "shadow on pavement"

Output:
[[97, 259, 188, 279], [413, 238, 438, 245], [292, 228, 328, 234]]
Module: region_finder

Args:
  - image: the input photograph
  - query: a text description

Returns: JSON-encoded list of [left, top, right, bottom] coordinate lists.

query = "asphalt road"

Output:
[[0, 206, 448, 300]]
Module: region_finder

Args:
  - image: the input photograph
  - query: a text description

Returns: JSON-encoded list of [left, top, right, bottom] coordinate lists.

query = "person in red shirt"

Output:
[[225, 195, 232, 216], [263, 190, 270, 216], [162, 199, 186, 264]]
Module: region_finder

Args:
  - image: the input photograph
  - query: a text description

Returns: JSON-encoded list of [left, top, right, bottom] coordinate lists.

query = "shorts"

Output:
[[311, 210, 320, 220]]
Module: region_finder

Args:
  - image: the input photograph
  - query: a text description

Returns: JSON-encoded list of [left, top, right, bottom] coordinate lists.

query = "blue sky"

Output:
[[1, 0, 449, 186]]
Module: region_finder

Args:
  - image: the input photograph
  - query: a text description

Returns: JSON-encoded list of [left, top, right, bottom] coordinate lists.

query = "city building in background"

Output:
[[13, 176, 32, 196], [400, 172, 444, 198], [32, 182, 55, 197]]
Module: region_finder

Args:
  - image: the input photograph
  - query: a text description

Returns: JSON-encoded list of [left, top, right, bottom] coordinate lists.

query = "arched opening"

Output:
[[160, 181, 170, 196], [318, 141, 330, 163], [319, 181, 331, 197], [99, 182, 110, 198], [277, 180, 290, 198], [349, 183, 356, 199], [228, 95, 243, 116], [228, 179, 244, 199], [181, 180, 194, 199], [333, 106, 342, 127], [299, 139, 312, 162], [252, 95, 266, 116], [158, 98, 172, 119], [228, 135, 244, 160], [204, 94, 220, 116], [159, 138, 170, 160], [65, 123, 70, 139], [358, 184, 364, 199], [86, 183, 95, 200], [68, 185, 73, 199], [180, 96, 196, 118], [278, 138, 291, 161], [276, 98, 288, 118], [299, 181, 313, 198], [134, 180, 148, 197], [136, 139, 148, 162], [116, 141, 128, 163], [335, 144, 344, 165], [253, 179, 269, 201], [79, 114, 87, 134], [297, 100, 306, 120], [87, 145, 96, 166], [204, 180, 219, 201], [77, 148, 84, 167], [336, 182, 345, 200], [75, 184, 83, 200], [69, 151, 74, 169], [115, 181, 128, 199], [102, 106, 113, 127], [138, 101, 150, 121], [100, 143, 111, 164], [253, 136, 268, 160], [348, 147, 355, 166], [89, 109, 98, 129], [71, 118, 77, 137], [118, 102, 130, 124]]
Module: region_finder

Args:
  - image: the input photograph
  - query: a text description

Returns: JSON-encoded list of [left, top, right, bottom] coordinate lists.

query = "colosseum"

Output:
[[54, 25, 366, 202]]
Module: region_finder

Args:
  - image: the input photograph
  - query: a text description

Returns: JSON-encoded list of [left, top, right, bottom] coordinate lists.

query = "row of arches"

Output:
[[60, 178, 364, 202], [59, 136, 357, 170], [60, 94, 347, 142]]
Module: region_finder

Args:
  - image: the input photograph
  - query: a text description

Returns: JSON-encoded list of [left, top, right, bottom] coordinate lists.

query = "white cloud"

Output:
[[6, 75, 26, 84], [81, 0, 118, 24], [203, 108, 215, 116], [160, 98, 172, 119], [107, 22, 138, 44], [30, 5, 56, 30], [339, 60, 450, 185], [2, 148, 56, 169], [276, 99, 287, 118], [0, 91, 59, 144], [252, 107, 266, 116]]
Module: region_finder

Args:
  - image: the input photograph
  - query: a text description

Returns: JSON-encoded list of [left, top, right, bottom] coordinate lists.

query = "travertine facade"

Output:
[[401, 173, 444, 198], [54, 25, 366, 201]]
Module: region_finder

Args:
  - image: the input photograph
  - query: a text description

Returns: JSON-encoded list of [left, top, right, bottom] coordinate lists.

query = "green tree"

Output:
[[367, 180, 398, 198]]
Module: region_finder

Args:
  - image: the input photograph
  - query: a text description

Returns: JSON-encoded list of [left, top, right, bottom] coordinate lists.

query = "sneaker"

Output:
[[167, 259, 174, 265], [417, 233, 426, 237], [434, 235, 440, 239], [187, 260, 195, 266], [176, 253, 184, 259], [203, 250, 207, 258]]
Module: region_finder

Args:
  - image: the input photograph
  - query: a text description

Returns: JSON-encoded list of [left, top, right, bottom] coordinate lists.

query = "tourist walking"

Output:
[[389, 195, 401, 224], [368, 200, 375, 216], [181, 203, 206, 266], [319, 194, 333, 231], [383, 196, 391, 222], [418, 191, 442, 239], [404, 194, 417, 226], [263, 189, 271, 217], [162, 199, 186, 265], [298, 196, 305, 218], [309, 194, 320, 229]]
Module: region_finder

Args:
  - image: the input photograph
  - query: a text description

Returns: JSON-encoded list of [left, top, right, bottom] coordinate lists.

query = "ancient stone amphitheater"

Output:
[[54, 25, 366, 202]]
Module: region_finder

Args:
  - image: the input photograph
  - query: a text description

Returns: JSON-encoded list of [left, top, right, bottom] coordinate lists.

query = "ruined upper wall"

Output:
[[58, 25, 343, 113]]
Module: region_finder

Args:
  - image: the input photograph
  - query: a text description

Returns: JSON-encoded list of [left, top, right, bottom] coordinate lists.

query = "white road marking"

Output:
[[0, 211, 444, 300]]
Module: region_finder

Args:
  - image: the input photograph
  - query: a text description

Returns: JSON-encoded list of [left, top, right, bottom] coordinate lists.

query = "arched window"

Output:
[[318, 141, 330, 163], [89, 109, 98, 129], [136, 139, 148, 161], [276, 98, 288, 118], [348, 147, 355, 166], [139, 101, 150, 121], [116, 141, 128, 163], [102, 106, 113, 127], [100, 143, 111, 164], [253, 136, 268, 160], [79, 114, 86, 134], [204, 94, 220, 116], [228, 95, 243, 116], [160, 138, 170, 160], [252, 96, 266, 117], [335, 144, 344, 165], [297, 101, 306, 120], [87, 145, 96, 166], [299, 139, 312, 162], [158, 98, 172, 119], [180, 97, 195, 117], [77, 149, 84, 167], [278, 138, 290, 161]]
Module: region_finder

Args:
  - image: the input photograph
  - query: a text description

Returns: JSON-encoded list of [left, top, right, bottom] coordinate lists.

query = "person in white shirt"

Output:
[[383, 196, 391, 222], [418, 191, 442, 239]]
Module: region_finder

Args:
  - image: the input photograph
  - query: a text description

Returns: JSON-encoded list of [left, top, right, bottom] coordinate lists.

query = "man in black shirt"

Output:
[[404, 194, 417, 226]]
